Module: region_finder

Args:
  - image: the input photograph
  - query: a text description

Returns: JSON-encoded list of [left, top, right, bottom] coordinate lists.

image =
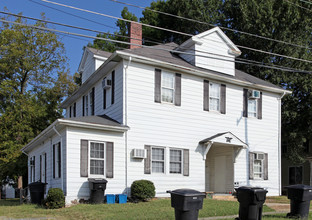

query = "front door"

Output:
[[214, 155, 226, 193]]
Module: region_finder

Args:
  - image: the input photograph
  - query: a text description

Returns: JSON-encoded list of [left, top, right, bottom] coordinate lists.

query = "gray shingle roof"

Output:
[[65, 114, 125, 127], [87, 47, 112, 58], [119, 43, 282, 90]]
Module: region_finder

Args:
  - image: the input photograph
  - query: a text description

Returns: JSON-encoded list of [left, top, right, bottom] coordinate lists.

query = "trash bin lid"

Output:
[[236, 186, 266, 192], [88, 178, 108, 183], [285, 184, 312, 190], [28, 182, 47, 186], [168, 188, 205, 197]]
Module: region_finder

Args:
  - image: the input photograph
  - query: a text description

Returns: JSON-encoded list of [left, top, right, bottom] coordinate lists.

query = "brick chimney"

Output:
[[129, 22, 142, 49]]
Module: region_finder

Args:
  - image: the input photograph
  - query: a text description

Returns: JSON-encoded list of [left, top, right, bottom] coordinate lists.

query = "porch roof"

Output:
[[199, 132, 248, 148]]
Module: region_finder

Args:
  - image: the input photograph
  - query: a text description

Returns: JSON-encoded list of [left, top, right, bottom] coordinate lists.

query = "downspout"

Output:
[[53, 126, 63, 193], [278, 92, 286, 195], [124, 57, 132, 195]]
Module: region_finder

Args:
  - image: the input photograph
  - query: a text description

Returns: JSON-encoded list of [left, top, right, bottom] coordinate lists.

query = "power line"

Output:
[[1, 19, 311, 75], [300, 0, 312, 5], [39, 0, 312, 65], [110, 0, 312, 51], [284, 0, 312, 11]]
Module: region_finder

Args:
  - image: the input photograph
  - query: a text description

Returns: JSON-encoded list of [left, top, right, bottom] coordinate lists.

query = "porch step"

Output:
[[212, 194, 236, 201]]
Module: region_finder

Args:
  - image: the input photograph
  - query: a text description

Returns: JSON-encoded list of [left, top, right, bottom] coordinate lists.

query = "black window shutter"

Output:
[[58, 142, 61, 178], [69, 106, 72, 118], [203, 80, 209, 111], [80, 140, 89, 177], [44, 153, 47, 183], [243, 89, 248, 117], [264, 153, 268, 180], [183, 149, 189, 176], [249, 152, 254, 180], [111, 71, 115, 105], [103, 88, 106, 109], [53, 145, 55, 179], [73, 102, 76, 117], [34, 156, 35, 181], [144, 145, 151, 174], [82, 96, 85, 116], [257, 92, 263, 119], [154, 69, 161, 103], [40, 155, 42, 182], [220, 84, 226, 114], [106, 142, 114, 178], [175, 73, 181, 106], [91, 87, 95, 116]]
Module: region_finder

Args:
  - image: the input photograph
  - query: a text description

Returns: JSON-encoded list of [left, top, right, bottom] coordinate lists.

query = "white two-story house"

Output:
[[22, 24, 290, 204]]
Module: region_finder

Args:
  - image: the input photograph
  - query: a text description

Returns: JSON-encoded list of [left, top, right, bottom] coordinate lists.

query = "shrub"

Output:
[[44, 188, 65, 209], [131, 180, 155, 202]]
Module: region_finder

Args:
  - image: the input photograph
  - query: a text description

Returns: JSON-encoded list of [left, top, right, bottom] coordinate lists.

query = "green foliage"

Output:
[[87, 7, 138, 52], [0, 13, 78, 182], [44, 188, 65, 209], [130, 180, 155, 202]]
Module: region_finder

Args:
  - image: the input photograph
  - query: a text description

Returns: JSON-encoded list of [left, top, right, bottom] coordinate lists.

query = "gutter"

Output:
[[124, 56, 132, 195]]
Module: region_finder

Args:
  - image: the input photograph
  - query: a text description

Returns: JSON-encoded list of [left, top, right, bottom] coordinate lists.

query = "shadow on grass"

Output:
[[263, 214, 288, 219], [0, 199, 21, 206]]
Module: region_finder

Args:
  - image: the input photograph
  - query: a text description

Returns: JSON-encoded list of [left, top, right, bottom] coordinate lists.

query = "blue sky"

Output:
[[0, 0, 154, 75]]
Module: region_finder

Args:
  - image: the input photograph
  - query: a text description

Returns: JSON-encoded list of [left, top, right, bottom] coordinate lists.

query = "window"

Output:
[[170, 149, 182, 174], [73, 102, 76, 117], [85, 95, 88, 116], [53, 142, 61, 179], [289, 166, 303, 185], [69, 106, 72, 118], [209, 82, 220, 111], [40, 153, 47, 183], [90, 142, 105, 175], [152, 147, 165, 173], [89, 88, 95, 116], [30, 156, 35, 183], [248, 99, 257, 117], [253, 153, 264, 179], [161, 72, 175, 103]]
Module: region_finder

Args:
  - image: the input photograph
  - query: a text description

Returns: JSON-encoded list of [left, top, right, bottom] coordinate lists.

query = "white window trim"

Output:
[[88, 141, 106, 177], [30, 156, 35, 183], [248, 98, 258, 118], [151, 146, 166, 174], [169, 148, 183, 174], [209, 82, 221, 112], [253, 153, 264, 180], [161, 72, 175, 104], [53, 142, 61, 179]]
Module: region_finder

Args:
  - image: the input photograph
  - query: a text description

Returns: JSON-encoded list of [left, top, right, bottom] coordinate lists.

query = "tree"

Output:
[[0, 14, 77, 183], [87, 7, 138, 52], [220, 0, 312, 163]]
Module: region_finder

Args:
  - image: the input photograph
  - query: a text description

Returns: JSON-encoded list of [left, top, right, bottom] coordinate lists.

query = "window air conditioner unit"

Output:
[[102, 78, 112, 89], [249, 90, 260, 99], [255, 153, 264, 160], [132, 149, 147, 159]]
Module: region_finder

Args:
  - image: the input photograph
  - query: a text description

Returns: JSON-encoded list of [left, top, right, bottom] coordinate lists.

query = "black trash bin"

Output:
[[88, 178, 107, 204], [285, 184, 312, 220], [235, 186, 268, 220], [28, 182, 47, 205], [167, 189, 206, 220]]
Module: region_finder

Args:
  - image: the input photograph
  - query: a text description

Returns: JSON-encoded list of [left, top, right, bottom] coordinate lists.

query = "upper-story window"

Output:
[[243, 89, 262, 119], [161, 72, 175, 103], [89, 87, 95, 116], [155, 69, 181, 106], [209, 82, 220, 111], [85, 95, 89, 116]]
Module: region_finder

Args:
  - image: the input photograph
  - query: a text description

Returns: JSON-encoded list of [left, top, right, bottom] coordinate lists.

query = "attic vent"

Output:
[[248, 90, 260, 99], [102, 78, 112, 89], [132, 149, 146, 159]]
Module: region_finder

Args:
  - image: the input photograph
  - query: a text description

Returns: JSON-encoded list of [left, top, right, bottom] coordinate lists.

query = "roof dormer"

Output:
[[78, 47, 112, 84], [175, 27, 241, 76]]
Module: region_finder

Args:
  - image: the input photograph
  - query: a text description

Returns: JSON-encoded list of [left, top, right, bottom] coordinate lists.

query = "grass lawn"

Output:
[[0, 198, 274, 220]]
